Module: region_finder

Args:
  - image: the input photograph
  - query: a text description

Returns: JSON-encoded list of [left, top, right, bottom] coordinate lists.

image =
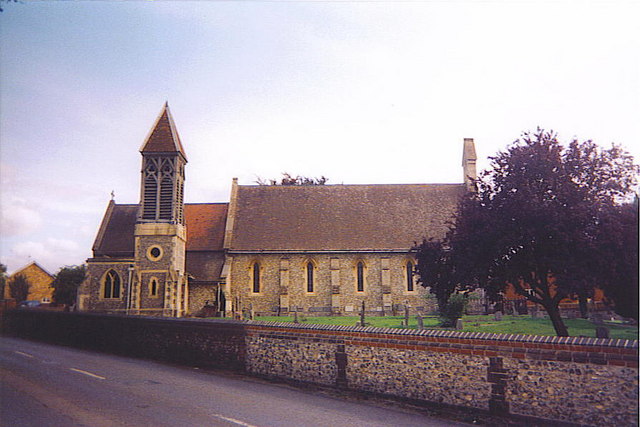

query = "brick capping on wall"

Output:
[[244, 320, 638, 368], [2, 311, 637, 426]]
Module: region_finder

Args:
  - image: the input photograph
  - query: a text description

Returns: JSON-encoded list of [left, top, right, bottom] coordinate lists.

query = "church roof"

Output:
[[139, 103, 187, 160], [92, 202, 138, 257], [91, 202, 228, 256], [228, 183, 466, 252], [185, 203, 228, 251], [185, 251, 226, 284]]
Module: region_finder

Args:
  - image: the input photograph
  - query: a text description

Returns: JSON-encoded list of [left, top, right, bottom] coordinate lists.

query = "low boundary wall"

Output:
[[2, 310, 637, 426]]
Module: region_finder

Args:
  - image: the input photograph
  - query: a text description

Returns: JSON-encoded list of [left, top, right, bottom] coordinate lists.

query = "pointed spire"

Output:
[[139, 103, 188, 161]]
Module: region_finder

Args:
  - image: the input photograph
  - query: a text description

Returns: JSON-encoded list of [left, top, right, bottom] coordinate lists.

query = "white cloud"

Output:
[[0, 197, 43, 237], [3, 237, 87, 275]]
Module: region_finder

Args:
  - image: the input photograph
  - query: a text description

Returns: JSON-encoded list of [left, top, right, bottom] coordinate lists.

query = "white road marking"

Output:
[[211, 413, 259, 427], [14, 351, 34, 359], [70, 368, 106, 380]]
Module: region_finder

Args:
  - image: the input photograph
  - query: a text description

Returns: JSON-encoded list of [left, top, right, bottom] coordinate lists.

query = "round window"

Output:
[[147, 245, 163, 261]]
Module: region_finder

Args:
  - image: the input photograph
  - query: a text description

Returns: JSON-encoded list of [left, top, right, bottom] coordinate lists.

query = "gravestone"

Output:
[[595, 326, 610, 339], [293, 310, 299, 324], [591, 314, 604, 325], [455, 318, 464, 330], [416, 315, 424, 330], [494, 311, 503, 321]]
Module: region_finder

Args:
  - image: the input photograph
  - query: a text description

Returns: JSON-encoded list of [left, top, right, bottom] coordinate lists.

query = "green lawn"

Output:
[[254, 314, 639, 340]]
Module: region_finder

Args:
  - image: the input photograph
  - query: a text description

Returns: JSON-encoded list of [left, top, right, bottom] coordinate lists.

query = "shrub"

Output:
[[440, 293, 467, 327]]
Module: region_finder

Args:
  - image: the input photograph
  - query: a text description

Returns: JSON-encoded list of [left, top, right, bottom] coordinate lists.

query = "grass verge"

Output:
[[253, 314, 638, 340]]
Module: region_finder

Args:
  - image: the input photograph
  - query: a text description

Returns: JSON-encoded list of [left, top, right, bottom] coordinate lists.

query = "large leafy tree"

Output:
[[416, 129, 638, 336], [0, 264, 7, 299], [52, 265, 86, 306], [593, 199, 638, 320], [256, 172, 328, 186], [9, 274, 31, 303]]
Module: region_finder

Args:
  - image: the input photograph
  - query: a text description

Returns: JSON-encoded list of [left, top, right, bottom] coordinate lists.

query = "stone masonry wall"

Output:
[[346, 346, 491, 409], [2, 311, 637, 426], [505, 358, 638, 426], [188, 283, 217, 315], [242, 323, 638, 426], [80, 261, 132, 312], [229, 253, 437, 316]]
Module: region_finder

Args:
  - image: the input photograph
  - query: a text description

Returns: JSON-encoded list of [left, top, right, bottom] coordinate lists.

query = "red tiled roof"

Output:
[[229, 184, 466, 252], [184, 203, 228, 251], [92, 203, 228, 258], [140, 103, 187, 160]]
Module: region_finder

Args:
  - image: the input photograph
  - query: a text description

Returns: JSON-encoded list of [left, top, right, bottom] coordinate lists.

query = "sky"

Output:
[[1, 1, 639, 275]]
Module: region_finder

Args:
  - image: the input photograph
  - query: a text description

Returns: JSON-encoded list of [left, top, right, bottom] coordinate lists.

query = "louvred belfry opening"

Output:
[[138, 103, 187, 224]]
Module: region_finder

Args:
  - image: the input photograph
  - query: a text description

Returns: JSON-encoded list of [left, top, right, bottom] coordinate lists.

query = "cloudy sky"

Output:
[[1, 1, 638, 275]]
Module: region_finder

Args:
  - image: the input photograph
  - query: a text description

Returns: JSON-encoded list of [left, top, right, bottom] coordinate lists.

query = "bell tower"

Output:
[[131, 103, 189, 316]]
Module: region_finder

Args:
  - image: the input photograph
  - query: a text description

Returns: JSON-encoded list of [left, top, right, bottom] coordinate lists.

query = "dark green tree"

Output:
[[9, 274, 30, 303], [256, 172, 328, 186], [52, 265, 86, 306], [416, 129, 639, 336], [593, 199, 638, 320], [0, 264, 7, 300]]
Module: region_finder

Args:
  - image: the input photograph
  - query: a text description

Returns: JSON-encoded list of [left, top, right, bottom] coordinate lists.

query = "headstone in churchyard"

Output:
[[416, 315, 424, 330], [595, 326, 610, 339], [293, 310, 299, 323], [455, 318, 463, 330], [494, 311, 503, 321], [404, 306, 410, 325], [591, 314, 604, 325]]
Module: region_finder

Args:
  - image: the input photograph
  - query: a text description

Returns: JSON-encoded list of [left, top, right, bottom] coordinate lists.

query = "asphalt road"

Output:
[[0, 337, 471, 427]]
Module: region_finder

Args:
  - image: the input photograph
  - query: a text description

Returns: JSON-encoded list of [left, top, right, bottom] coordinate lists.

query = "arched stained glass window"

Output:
[[150, 278, 158, 297], [103, 270, 121, 299], [406, 262, 415, 292], [356, 262, 364, 292], [306, 262, 314, 293], [252, 263, 260, 293]]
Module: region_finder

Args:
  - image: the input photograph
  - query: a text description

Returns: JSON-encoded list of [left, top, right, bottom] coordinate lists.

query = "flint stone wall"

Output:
[[2, 310, 637, 426]]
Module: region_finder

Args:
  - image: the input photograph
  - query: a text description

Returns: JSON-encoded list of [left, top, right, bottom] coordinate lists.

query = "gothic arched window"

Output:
[[306, 262, 315, 293], [103, 270, 121, 299], [356, 262, 365, 292], [252, 262, 261, 293], [149, 278, 158, 297], [406, 261, 415, 292]]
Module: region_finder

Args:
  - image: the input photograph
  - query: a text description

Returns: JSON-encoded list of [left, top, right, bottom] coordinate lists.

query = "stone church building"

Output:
[[78, 104, 477, 318]]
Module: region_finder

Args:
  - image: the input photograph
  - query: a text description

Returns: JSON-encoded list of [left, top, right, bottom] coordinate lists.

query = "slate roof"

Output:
[[92, 202, 138, 257], [229, 184, 466, 252], [139, 103, 187, 160], [91, 202, 228, 282], [185, 251, 226, 283]]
